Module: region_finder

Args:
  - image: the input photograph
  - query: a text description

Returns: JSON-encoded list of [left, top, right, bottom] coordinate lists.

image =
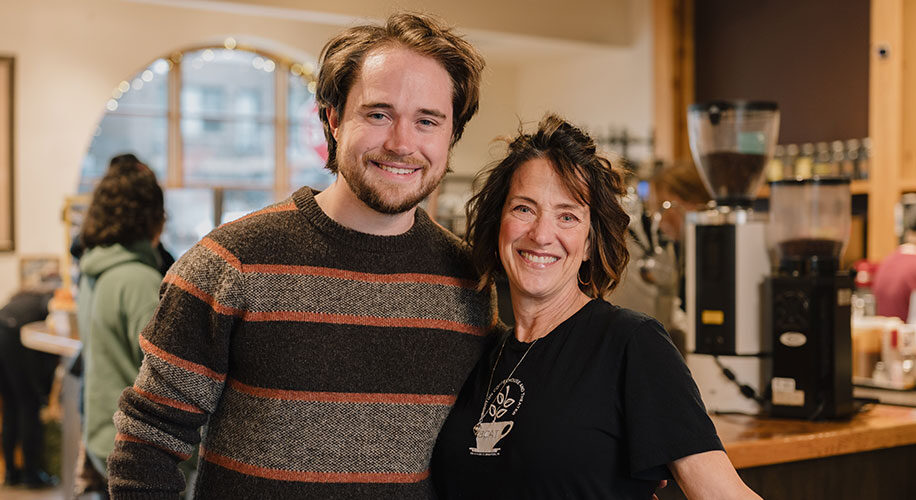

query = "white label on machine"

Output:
[[771, 377, 805, 406], [837, 288, 852, 306], [779, 331, 807, 347]]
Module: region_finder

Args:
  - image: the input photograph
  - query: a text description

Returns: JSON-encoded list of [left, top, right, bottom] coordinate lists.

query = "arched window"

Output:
[[80, 44, 331, 256]]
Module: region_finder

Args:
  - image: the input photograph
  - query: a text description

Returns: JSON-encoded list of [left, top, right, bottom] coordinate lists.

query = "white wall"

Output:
[[0, 0, 653, 301], [514, 0, 653, 159]]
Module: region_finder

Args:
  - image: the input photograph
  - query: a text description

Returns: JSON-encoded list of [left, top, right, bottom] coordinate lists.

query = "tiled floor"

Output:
[[0, 485, 65, 499]]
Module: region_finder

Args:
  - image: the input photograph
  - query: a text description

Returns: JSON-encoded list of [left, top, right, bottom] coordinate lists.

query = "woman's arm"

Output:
[[669, 450, 761, 500]]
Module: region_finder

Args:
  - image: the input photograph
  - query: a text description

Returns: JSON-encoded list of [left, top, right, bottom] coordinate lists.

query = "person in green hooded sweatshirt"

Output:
[[76, 153, 167, 485]]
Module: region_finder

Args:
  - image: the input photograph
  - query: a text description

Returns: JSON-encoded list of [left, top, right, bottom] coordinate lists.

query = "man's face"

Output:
[[327, 45, 454, 214]]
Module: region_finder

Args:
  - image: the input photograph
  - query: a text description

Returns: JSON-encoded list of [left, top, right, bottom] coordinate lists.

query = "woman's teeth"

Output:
[[520, 251, 558, 264]]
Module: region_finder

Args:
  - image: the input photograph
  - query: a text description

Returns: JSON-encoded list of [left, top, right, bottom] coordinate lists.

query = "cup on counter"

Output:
[[877, 323, 916, 389], [852, 316, 902, 383]]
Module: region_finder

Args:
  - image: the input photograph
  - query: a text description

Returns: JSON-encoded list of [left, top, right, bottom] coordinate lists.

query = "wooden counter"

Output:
[[714, 404, 916, 468], [660, 404, 916, 499]]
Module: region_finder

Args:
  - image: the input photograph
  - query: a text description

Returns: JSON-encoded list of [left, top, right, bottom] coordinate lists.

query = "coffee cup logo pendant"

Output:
[[470, 381, 525, 456], [470, 421, 514, 455]]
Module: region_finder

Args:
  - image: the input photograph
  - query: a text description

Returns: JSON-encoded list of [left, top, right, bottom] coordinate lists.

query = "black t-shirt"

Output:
[[431, 299, 722, 500]]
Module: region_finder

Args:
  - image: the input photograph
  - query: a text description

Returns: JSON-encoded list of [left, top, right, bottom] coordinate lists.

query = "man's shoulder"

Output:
[[202, 198, 306, 258]]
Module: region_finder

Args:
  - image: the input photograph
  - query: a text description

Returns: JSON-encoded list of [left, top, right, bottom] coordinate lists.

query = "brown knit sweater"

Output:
[[107, 187, 495, 499]]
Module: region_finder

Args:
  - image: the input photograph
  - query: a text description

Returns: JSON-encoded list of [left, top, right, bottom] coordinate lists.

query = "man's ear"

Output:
[[327, 107, 341, 141]]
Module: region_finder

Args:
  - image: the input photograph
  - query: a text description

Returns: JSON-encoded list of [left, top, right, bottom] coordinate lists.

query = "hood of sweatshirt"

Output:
[[79, 240, 160, 279]]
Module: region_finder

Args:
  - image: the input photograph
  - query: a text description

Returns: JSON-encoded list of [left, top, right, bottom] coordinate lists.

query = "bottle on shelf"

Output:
[[844, 138, 861, 179], [812, 142, 835, 176], [784, 143, 799, 179], [852, 260, 878, 318], [766, 145, 785, 182], [795, 143, 815, 178], [833, 140, 852, 179], [858, 137, 872, 180]]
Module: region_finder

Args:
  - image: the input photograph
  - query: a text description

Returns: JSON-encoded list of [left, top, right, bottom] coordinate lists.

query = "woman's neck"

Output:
[[511, 289, 592, 343]]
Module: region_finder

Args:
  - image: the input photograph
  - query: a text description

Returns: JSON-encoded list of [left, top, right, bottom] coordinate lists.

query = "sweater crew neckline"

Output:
[[292, 186, 439, 254]]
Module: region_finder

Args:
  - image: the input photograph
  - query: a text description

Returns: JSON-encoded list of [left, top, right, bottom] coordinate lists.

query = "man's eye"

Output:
[[368, 112, 387, 121], [418, 118, 436, 127]]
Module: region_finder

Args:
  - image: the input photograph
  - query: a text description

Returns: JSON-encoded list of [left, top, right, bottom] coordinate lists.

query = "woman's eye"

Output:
[[511, 205, 535, 220], [559, 214, 580, 226]]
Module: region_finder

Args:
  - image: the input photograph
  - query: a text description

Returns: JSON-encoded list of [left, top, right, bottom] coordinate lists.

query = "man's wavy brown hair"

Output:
[[316, 12, 485, 173], [465, 114, 630, 298], [80, 154, 165, 249]]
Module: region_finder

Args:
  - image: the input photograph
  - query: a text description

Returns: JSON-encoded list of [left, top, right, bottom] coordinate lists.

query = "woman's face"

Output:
[[498, 158, 591, 303]]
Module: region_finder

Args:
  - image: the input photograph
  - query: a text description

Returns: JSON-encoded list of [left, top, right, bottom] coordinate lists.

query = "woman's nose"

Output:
[[527, 216, 553, 245]]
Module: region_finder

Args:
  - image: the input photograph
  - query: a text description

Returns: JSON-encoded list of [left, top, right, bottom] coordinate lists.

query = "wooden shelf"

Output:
[[755, 178, 870, 199]]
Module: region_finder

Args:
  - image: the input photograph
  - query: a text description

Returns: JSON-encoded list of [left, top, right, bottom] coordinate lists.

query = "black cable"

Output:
[[713, 356, 767, 406]]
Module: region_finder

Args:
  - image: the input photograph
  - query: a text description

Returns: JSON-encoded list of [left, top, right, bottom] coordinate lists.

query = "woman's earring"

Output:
[[578, 267, 591, 286]]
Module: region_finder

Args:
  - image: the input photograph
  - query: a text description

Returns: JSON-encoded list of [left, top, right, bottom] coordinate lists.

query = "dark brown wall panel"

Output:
[[694, 0, 869, 144]]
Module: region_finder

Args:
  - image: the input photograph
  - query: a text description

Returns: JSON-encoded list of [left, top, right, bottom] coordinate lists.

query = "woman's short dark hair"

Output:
[[465, 114, 630, 298], [316, 12, 485, 173], [80, 154, 165, 249]]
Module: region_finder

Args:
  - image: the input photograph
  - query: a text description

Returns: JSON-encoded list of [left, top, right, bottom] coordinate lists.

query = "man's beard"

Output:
[[340, 152, 447, 214]]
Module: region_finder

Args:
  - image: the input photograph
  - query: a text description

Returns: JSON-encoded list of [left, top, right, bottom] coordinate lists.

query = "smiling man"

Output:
[[106, 13, 493, 499]]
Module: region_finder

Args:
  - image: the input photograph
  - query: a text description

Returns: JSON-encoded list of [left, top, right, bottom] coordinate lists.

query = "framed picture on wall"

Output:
[[0, 56, 13, 251]]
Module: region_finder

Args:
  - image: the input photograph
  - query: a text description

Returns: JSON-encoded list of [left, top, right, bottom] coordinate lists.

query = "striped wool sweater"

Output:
[[108, 187, 495, 499]]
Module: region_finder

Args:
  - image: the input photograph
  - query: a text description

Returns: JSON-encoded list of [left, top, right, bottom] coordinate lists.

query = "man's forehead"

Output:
[[354, 46, 452, 101]]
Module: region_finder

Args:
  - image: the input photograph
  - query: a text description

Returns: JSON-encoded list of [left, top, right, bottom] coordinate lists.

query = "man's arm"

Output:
[[669, 450, 762, 500], [107, 240, 245, 498]]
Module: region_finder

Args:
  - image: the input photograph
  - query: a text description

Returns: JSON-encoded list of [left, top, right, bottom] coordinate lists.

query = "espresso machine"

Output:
[[765, 178, 855, 419], [685, 101, 778, 414]]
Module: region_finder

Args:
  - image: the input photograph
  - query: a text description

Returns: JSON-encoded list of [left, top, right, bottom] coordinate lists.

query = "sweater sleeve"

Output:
[[107, 238, 245, 499]]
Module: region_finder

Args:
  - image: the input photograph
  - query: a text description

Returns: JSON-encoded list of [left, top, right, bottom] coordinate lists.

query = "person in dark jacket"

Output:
[[0, 290, 59, 488]]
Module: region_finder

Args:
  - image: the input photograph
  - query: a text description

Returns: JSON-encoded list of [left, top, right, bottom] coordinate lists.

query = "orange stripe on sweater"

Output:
[[139, 336, 227, 382], [133, 386, 204, 414], [220, 201, 297, 227], [241, 264, 477, 289], [199, 237, 243, 271], [162, 274, 245, 317], [243, 310, 487, 336], [202, 448, 429, 484], [116, 433, 191, 461], [228, 378, 456, 405]]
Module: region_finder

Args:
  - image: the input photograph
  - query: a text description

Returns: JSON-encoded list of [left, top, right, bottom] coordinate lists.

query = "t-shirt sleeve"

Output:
[[622, 317, 723, 480]]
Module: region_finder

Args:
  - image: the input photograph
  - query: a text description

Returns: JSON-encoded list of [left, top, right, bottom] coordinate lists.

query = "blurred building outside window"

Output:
[[79, 46, 332, 257]]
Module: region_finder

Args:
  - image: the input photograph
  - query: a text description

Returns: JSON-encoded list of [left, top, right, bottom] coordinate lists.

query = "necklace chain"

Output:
[[476, 334, 539, 425]]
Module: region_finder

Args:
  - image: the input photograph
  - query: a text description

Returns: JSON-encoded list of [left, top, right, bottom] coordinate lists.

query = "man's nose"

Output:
[[383, 119, 415, 156]]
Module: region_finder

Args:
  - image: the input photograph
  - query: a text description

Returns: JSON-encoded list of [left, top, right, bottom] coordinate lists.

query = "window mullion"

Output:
[[274, 60, 289, 200], [167, 54, 183, 188]]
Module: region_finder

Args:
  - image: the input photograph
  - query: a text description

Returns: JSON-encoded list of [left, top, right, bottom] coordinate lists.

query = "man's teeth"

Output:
[[378, 163, 414, 175], [520, 251, 558, 264]]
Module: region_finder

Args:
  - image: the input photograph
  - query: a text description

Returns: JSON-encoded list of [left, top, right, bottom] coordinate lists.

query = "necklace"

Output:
[[474, 333, 539, 429]]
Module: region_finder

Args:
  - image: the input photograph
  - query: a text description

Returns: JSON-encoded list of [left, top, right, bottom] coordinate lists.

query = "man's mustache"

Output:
[[365, 152, 428, 168]]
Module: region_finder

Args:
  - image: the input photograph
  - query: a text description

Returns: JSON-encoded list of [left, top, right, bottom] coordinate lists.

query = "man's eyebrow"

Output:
[[360, 102, 393, 111], [418, 108, 447, 120]]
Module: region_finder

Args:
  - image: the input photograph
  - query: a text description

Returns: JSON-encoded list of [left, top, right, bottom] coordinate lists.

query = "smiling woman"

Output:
[[431, 114, 761, 500]]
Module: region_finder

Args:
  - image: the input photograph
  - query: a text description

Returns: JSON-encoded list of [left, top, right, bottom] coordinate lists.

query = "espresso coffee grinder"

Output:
[[765, 178, 854, 419], [685, 101, 778, 414]]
